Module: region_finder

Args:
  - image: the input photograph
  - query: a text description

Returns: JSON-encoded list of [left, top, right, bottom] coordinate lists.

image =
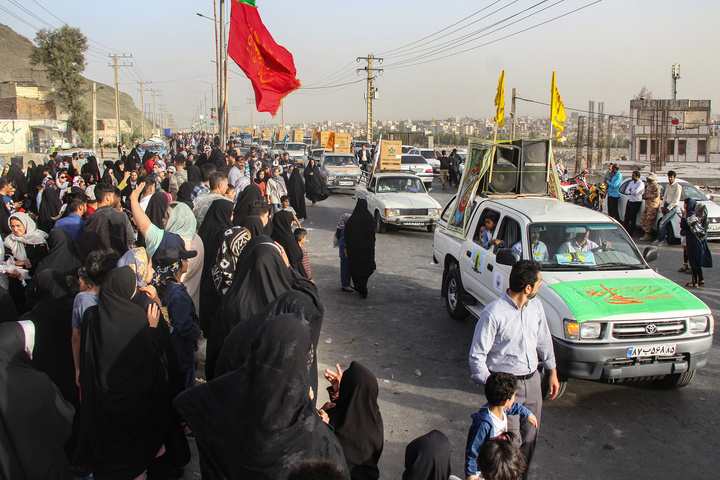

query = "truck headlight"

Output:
[[327, 175, 336, 183], [580, 322, 602, 339], [690, 315, 710, 333], [563, 319, 578, 340], [385, 208, 401, 216], [435, 208, 442, 216]]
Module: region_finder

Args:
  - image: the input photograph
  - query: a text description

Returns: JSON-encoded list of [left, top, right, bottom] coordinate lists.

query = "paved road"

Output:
[[183, 177, 720, 480]]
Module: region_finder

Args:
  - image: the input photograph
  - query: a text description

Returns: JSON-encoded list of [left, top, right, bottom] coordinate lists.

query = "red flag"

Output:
[[228, 0, 301, 116]]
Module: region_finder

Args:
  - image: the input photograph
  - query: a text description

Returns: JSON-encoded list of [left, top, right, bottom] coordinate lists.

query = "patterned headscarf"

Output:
[[150, 261, 181, 299], [212, 226, 251, 295], [117, 247, 151, 286]]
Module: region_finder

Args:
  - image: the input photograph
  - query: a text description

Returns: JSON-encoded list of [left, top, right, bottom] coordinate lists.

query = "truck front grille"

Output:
[[612, 319, 686, 340]]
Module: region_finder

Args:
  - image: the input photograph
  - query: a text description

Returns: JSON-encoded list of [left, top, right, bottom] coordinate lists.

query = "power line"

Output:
[[382, 0, 601, 71]]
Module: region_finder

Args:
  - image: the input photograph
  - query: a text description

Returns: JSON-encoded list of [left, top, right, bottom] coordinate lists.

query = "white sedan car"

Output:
[[614, 178, 720, 242]]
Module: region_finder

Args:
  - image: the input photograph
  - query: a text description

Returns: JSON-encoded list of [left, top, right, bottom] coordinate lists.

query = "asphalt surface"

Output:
[[179, 175, 720, 480]]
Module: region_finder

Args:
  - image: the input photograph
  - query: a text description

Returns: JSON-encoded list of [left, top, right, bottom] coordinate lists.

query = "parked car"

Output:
[[400, 154, 434, 191], [355, 172, 442, 233], [408, 148, 440, 173], [612, 177, 720, 241], [303, 148, 331, 167], [274, 142, 307, 165], [351, 140, 371, 154]]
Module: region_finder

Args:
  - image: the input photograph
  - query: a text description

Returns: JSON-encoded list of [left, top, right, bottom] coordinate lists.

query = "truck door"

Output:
[[477, 215, 523, 299], [458, 207, 501, 304]]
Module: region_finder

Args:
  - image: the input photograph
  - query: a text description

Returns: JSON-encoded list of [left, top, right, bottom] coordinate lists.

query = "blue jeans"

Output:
[[340, 255, 352, 287], [656, 206, 679, 241], [271, 203, 281, 214]]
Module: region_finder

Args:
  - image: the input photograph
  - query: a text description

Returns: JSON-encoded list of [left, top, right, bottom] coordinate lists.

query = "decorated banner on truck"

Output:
[[445, 142, 492, 238], [548, 278, 708, 321]]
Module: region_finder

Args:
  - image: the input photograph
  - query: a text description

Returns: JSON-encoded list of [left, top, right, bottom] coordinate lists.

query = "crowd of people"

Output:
[[1, 134, 535, 480]]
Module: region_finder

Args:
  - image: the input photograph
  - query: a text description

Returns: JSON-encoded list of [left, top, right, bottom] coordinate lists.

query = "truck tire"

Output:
[[427, 224, 435, 233], [541, 370, 568, 400], [655, 370, 695, 389], [374, 212, 386, 233], [445, 268, 469, 320]]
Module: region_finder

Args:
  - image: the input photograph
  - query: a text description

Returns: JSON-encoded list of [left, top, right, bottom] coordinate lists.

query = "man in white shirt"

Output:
[[512, 226, 549, 261], [623, 170, 645, 236], [652, 171, 682, 246], [557, 228, 611, 254]]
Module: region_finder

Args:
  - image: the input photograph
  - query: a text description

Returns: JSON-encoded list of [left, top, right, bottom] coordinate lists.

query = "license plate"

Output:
[[403, 222, 424, 226], [709, 224, 720, 231], [626, 344, 676, 357], [339, 181, 354, 186]]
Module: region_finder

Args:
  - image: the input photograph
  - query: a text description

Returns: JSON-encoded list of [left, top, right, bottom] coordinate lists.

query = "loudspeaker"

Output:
[[482, 140, 550, 195], [519, 140, 549, 194]]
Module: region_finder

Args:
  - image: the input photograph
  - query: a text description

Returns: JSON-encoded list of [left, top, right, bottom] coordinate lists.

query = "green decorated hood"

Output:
[[547, 277, 709, 322]]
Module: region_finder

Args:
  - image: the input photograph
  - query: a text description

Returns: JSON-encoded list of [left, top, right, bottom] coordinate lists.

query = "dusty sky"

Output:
[[4, 0, 720, 128]]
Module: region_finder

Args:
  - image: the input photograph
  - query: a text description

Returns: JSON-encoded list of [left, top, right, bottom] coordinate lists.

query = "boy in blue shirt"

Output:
[[465, 372, 538, 480]]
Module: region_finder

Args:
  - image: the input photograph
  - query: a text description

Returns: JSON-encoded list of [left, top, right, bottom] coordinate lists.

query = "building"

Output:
[[629, 98, 718, 165]]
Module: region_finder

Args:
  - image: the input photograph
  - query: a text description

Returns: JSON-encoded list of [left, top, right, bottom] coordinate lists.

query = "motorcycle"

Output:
[[560, 170, 590, 203], [587, 183, 607, 211]]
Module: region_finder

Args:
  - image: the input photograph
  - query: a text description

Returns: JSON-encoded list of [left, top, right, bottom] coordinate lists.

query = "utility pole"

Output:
[[597, 102, 604, 167], [219, 0, 227, 146], [138, 81, 145, 139], [605, 115, 614, 164], [587, 100, 595, 169], [232, 106, 242, 131], [152, 90, 157, 134], [108, 54, 132, 148], [92, 82, 103, 153], [510, 87, 517, 139], [247, 98, 254, 134], [357, 54, 383, 143]]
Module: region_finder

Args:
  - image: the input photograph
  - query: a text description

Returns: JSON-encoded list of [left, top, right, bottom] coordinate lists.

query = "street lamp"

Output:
[[196, 79, 216, 134]]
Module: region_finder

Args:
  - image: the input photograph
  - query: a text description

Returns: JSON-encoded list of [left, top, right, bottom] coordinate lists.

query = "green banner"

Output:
[[548, 278, 708, 321]]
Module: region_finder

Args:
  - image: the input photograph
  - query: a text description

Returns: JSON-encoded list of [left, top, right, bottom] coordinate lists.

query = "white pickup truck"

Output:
[[433, 194, 714, 397]]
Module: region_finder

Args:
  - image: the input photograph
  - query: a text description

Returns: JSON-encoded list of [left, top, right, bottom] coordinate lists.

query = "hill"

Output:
[[0, 23, 155, 133]]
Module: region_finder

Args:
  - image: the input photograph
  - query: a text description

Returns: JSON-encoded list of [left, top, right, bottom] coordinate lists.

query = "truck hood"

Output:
[[377, 192, 441, 209], [540, 271, 708, 321], [325, 166, 361, 176]]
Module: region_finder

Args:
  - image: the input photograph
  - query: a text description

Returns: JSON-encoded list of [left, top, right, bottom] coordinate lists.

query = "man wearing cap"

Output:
[[640, 173, 661, 241], [152, 246, 199, 390]]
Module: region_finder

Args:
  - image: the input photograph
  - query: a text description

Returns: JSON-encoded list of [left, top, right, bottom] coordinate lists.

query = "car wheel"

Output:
[[427, 224, 435, 233], [655, 370, 695, 389], [445, 268, 468, 320], [374, 211, 386, 233]]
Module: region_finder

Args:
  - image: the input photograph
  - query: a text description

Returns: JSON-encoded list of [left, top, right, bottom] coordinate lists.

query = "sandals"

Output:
[[678, 265, 689, 272], [341, 287, 355, 292], [686, 283, 698, 288]]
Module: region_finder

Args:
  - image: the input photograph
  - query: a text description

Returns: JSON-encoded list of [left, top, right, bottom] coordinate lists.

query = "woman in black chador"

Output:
[[303, 158, 329, 207], [343, 198, 376, 298]]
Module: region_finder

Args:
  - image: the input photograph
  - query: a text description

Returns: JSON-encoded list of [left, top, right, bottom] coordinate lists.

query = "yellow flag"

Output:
[[551, 71, 566, 136], [494, 70, 505, 127], [326, 131, 335, 150]]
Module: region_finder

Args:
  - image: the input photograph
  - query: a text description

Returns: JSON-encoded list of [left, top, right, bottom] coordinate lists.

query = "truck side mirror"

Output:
[[643, 246, 658, 263], [496, 248, 520, 266]]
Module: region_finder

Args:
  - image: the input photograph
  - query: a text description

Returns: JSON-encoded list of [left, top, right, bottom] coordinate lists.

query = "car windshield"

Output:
[[523, 223, 646, 269], [285, 143, 304, 151], [324, 155, 357, 167], [377, 177, 425, 193], [401, 155, 426, 165]]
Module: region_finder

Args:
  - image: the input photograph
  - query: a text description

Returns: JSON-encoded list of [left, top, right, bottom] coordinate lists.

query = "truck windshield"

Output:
[[522, 223, 646, 269], [324, 156, 358, 167]]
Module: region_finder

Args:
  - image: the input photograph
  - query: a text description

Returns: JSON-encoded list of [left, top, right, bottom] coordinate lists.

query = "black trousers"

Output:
[[624, 200, 642, 235], [608, 195, 620, 222]]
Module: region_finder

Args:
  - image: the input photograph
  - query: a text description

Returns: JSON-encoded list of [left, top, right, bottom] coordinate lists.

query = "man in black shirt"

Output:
[[439, 150, 450, 189]]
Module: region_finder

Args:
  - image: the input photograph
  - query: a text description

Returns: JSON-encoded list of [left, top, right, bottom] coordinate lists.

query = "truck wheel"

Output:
[[445, 268, 469, 320], [427, 224, 435, 233], [542, 370, 568, 400], [655, 370, 695, 389], [374, 212, 386, 233]]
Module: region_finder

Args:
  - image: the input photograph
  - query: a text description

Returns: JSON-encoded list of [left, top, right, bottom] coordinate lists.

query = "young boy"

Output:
[[295, 228, 313, 281], [465, 372, 538, 480], [281, 195, 301, 228], [477, 435, 527, 480]]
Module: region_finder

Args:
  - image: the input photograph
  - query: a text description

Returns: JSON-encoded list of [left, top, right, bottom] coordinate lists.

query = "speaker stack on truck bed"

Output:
[[485, 139, 550, 195]]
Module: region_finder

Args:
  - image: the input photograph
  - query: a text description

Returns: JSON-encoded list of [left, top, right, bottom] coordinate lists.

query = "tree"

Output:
[[30, 25, 90, 134], [634, 86, 653, 101]]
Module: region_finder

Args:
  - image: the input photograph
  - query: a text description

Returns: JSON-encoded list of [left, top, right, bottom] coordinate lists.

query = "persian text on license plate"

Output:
[[339, 181, 354, 186], [626, 344, 676, 358]]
